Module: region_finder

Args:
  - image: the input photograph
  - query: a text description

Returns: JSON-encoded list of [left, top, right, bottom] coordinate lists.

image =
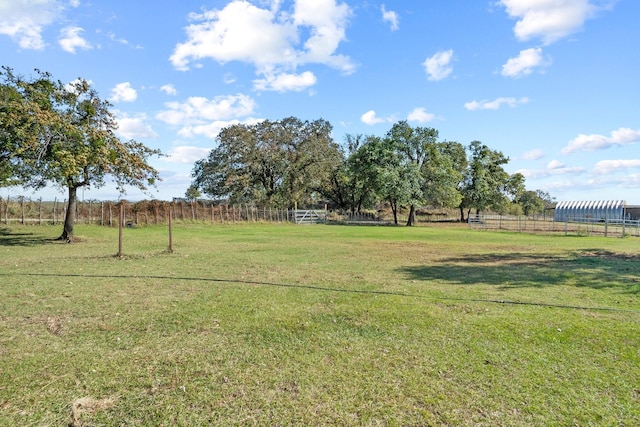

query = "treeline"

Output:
[[191, 117, 554, 225]]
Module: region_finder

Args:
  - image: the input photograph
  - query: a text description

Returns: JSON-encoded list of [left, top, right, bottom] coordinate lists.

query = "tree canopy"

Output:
[[0, 67, 162, 240], [192, 117, 342, 208], [190, 119, 545, 224]]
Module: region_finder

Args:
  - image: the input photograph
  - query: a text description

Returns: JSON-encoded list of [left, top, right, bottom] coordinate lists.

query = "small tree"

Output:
[[185, 184, 201, 202], [0, 67, 162, 241]]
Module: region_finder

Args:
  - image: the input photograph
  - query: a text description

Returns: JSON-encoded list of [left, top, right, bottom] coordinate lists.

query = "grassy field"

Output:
[[1, 223, 638, 426]]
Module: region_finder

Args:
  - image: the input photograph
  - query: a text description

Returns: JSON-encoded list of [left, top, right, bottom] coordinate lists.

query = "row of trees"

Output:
[[191, 118, 553, 225], [1, 67, 161, 241]]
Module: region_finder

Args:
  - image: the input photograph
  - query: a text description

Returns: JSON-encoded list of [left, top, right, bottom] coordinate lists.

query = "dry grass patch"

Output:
[[69, 396, 116, 427]]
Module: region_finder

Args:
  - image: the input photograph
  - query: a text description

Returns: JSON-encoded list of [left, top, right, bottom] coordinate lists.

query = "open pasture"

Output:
[[1, 223, 639, 426]]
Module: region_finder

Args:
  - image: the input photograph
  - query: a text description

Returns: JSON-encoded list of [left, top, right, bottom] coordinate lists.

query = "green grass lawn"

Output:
[[1, 223, 639, 426]]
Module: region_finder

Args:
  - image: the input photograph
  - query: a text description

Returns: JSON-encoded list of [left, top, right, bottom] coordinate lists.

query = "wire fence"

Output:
[[0, 197, 463, 226], [468, 215, 640, 238], [0, 197, 308, 226]]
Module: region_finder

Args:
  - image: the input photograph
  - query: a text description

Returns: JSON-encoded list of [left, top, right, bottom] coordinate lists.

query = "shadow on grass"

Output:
[[0, 227, 57, 247], [398, 249, 640, 295], [2, 267, 638, 313]]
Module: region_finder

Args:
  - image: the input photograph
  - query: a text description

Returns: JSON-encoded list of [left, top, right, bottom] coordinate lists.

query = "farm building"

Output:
[[553, 200, 640, 222]]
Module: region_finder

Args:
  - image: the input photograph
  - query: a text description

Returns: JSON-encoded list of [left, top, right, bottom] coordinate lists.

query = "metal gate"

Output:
[[294, 210, 327, 224]]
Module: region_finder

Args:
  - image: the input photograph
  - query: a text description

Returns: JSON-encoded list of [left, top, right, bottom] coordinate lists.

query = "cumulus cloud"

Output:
[[156, 94, 260, 139], [381, 5, 399, 31], [521, 148, 545, 160], [423, 49, 454, 81], [562, 127, 640, 154], [464, 97, 529, 111], [593, 159, 640, 175], [165, 146, 212, 164], [160, 84, 177, 96], [0, 0, 61, 49], [361, 110, 395, 125], [497, 0, 603, 45], [407, 108, 435, 123], [501, 48, 549, 78], [109, 82, 138, 103], [116, 113, 158, 139], [253, 71, 317, 92], [516, 159, 585, 179], [58, 26, 92, 53], [170, 0, 355, 92]]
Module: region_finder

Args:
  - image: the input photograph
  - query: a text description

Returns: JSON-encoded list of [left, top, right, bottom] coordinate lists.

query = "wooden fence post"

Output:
[[168, 203, 173, 253], [117, 202, 124, 257]]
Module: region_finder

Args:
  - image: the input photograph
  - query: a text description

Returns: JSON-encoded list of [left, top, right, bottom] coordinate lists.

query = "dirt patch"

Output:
[[69, 396, 115, 427], [46, 316, 64, 336]]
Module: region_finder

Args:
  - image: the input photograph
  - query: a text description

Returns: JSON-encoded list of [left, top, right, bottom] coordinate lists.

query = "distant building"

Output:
[[554, 200, 626, 222]]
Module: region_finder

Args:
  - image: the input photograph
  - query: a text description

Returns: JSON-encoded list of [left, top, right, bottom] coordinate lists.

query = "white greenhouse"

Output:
[[553, 200, 625, 222]]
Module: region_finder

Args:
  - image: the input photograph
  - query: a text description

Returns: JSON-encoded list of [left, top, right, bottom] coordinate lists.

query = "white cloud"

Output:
[[0, 0, 61, 49], [64, 77, 92, 94], [562, 127, 640, 154], [156, 94, 259, 139], [381, 5, 399, 31], [501, 48, 549, 78], [109, 82, 138, 103], [165, 146, 211, 164], [160, 84, 177, 96], [253, 71, 317, 92], [108, 32, 129, 46], [170, 0, 355, 91], [522, 149, 545, 160], [423, 49, 454, 81], [516, 159, 585, 179], [58, 26, 92, 53], [176, 118, 263, 140], [547, 159, 566, 170], [116, 113, 158, 139], [464, 97, 529, 111], [498, 0, 602, 45], [593, 159, 640, 175], [407, 107, 435, 123], [360, 110, 396, 125]]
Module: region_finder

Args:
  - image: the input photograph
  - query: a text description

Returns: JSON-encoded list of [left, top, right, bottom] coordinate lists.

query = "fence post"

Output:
[[117, 202, 124, 257], [168, 204, 173, 253]]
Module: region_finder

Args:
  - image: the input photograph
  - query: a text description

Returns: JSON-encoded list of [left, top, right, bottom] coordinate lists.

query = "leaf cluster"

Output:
[[0, 66, 162, 194], [192, 117, 342, 208]]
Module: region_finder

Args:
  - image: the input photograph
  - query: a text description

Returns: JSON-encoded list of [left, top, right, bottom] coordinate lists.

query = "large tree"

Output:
[[458, 140, 521, 221], [385, 121, 462, 226], [0, 67, 162, 241], [193, 117, 342, 208]]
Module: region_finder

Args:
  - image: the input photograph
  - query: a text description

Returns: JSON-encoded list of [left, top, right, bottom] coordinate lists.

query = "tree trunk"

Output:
[[390, 201, 398, 225], [406, 204, 416, 226], [459, 206, 466, 222], [59, 186, 77, 242]]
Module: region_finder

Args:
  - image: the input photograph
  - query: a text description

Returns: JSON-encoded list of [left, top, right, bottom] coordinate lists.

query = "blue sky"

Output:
[[1, 0, 639, 204]]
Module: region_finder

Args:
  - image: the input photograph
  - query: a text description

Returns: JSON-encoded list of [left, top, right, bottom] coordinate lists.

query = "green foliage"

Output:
[[184, 184, 201, 202], [459, 141, 523, 219], [189, 120, 542, 223], [193, 117, 342, 208], [0, 67, 162, 239]]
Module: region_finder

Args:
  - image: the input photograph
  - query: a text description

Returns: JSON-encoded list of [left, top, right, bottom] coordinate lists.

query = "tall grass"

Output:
[[1, 223, 638, 426]]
